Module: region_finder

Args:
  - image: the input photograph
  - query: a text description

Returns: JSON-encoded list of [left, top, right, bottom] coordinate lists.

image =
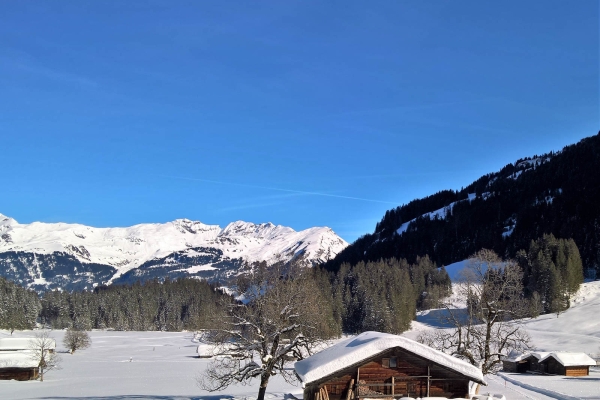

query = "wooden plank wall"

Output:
[[544, 358, 566, 375], [565, 366, 589, 376], [0, 367, 38, 381], [502, 361, 517, 372]]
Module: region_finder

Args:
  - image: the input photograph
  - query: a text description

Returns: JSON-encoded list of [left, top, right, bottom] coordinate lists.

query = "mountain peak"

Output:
[[0, 213, 17, 227], [0, 215, 348, 291]]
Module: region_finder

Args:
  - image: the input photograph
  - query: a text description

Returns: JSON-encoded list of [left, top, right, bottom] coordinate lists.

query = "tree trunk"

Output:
[[257, 386, 267, 400], [257, 374, 270, 400]]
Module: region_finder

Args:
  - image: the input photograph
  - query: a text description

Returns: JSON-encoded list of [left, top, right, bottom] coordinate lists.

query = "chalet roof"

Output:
[[502, 350, 550, 362], [502, 350, 527, 362], [538, 352, 596, 367], [294, 331, 486, 385], [0, 351, 39, 369], [0, 337, 56, 351], [0, 338, 34, 351]]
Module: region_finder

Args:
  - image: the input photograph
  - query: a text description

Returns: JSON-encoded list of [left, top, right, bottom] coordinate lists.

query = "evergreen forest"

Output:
[[326, 132, 600, 277]]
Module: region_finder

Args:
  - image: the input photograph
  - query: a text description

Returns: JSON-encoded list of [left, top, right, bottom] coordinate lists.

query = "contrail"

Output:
[[160, 175, 399, 205]]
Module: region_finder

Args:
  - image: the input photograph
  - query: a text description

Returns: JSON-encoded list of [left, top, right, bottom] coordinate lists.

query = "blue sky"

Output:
[[1, 1, 598, 242]]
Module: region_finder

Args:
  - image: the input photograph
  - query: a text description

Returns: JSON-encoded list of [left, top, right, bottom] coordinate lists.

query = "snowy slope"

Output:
[[408, 280, 600, 399], [396, 194, 477, 235], [0, 213, 347, 290]]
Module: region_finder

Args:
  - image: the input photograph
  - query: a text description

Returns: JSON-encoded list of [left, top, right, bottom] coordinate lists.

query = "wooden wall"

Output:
[[502, 361, 517, 372], [0, 367, 39, 381], [304, 348, 471, 400], [543, 358, 566, 375], [565, 366, 589, 376]]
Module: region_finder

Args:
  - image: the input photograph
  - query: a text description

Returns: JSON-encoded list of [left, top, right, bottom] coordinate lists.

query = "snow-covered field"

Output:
[[0, 330, 305, 400], [412, 280, 600, 400], [2, 280, 599, 400]]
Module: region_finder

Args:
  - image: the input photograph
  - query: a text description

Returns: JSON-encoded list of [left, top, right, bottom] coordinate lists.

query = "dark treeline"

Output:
[[0, 276, 41, 332], [517, 234, 583, 316], [1, 258, 451, 336], [326, 132, 600, 276], [312, 255, 452, 334], [39, 278, 227, 331], [0, 236, 585, 336]]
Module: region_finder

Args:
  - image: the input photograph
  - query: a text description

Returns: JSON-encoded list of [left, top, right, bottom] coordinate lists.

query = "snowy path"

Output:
[[485, 374, 556, 400], [497, 372, 600, 400]]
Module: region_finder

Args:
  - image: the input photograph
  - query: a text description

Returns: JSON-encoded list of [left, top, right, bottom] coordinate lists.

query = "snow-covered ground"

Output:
[[2, 281, 599, 400], [412, 280, 600, 399], [0, 330, 305, 400]]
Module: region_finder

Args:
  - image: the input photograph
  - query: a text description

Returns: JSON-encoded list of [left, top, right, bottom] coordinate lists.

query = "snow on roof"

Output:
[[0, 337, 56, 351], [538, 352, 596, 367], [529, 352, 550, 361], [0, 338, 35, 351], [294, 331, 486, 385], [502, 350, 552, 362], [502, 350, 528, 362], [503, 350, 594, 366], [0, 351, 39, 369]]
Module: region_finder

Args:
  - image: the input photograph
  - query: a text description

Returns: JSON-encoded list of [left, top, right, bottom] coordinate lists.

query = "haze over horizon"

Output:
[[2, 1, 598, 242]]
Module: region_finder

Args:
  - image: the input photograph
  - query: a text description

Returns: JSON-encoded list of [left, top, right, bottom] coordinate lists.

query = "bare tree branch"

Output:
[[418, 250, 532, 376]]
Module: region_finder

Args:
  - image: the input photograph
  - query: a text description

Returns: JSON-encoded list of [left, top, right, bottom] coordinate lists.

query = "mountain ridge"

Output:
[[325, 132, 600, 275], [0, 215, 348, 291]]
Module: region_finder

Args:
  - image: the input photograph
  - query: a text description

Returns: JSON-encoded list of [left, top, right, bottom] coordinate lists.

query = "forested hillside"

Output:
[[325, 132, 600, 276]]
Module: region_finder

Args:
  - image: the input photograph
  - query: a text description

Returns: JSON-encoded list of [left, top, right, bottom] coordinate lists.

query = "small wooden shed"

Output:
[[537, 353, 596, 376], [0, 351, 39, 381], [295, 331, 486, 400], [503, 351, 595, 376], [502, 351, 549, 373]]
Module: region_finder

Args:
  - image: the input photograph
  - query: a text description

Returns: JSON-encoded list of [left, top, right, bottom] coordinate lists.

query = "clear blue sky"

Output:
[[1, 1, 598, 242]]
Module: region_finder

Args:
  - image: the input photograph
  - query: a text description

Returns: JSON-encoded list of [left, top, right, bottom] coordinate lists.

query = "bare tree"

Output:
[[418, 250, 532, 381], [63, 328, 92, 354], [29, 330, 61, 381], [198, 262, 332, 400]]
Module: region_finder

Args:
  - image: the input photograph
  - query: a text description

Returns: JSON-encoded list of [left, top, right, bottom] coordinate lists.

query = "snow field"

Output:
[[412, 280, 600, 399], [2, 281, 599, 399], [0, 330, 304, 400]]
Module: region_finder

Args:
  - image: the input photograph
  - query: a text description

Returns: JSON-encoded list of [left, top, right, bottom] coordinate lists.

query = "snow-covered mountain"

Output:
[[0, 213, 348, 291]]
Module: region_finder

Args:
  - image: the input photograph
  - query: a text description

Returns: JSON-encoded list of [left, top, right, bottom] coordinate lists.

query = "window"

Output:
[[382, 358, 390, 368], [389, 357, 397, 368]]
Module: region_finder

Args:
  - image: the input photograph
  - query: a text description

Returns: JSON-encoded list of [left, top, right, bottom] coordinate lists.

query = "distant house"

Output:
[[294, 331, 486, 400], [502, 351, 596, 376], [538, 353, 596, 376], [0, 337, 56, 353], [0, 351, 39, 381], [502, 351, 549, 373]]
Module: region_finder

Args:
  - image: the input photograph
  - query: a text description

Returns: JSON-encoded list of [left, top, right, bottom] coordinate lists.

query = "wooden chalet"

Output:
[[0, 351, 39, 381], [537, 353, 596, 376], [502, 351, 596, 376], [501, 351, 548, 374], [295, 331, 486, 400]]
